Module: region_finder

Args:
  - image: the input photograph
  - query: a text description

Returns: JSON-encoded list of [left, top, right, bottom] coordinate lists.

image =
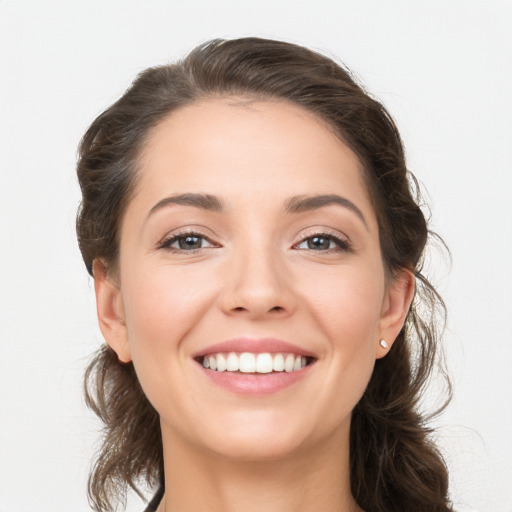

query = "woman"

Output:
[[77, 37, 452, 512]]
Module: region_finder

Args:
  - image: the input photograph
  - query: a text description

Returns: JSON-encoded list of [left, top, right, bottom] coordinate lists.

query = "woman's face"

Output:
[[96, 98, 411, 461]]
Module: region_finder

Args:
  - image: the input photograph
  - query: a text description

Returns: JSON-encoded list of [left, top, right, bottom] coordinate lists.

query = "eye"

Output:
[[159, 232, 216, 251], [294, 233, 351, 252]]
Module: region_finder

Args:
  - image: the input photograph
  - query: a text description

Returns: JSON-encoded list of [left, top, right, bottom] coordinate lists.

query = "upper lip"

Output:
[[193, 338, 317, 359]]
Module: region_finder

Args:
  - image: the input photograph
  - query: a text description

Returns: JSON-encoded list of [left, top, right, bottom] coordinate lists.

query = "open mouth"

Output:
[[196, 352, 316, 374]]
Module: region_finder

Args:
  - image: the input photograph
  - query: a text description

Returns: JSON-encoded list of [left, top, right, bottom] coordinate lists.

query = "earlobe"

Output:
[[376, 269, 415, 359], [92, 259, 132, 363]]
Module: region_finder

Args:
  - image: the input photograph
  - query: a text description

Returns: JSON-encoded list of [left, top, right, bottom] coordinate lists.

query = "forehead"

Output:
[[133, 98, 376, 225]]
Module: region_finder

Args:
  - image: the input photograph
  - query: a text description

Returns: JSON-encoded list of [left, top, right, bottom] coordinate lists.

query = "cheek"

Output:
[[117, 264, 221, 423], [120, 265, 215, 378], [302, 263, 386, 343], [300, 263, 385, 399]]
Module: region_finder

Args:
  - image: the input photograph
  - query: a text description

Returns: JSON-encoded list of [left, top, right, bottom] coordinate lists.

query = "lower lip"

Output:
[[198, 363, 313, 395]]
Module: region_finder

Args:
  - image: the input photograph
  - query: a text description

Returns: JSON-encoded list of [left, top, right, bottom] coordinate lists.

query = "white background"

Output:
[[1, 1, 511, 511]]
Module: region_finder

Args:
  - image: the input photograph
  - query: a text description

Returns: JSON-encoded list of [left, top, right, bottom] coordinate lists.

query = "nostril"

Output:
[[269, 306, 284, 312]]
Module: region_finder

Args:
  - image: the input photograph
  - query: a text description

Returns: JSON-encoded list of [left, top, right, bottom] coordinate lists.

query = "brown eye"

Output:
[[307, 236, 332, 250], [178, 235, 203, 250], [159, 232, 216, 251], [295, 233, 351, 252]]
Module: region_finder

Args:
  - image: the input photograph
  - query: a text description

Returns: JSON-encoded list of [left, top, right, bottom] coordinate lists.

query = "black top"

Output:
[[143, 484, 165, 512]]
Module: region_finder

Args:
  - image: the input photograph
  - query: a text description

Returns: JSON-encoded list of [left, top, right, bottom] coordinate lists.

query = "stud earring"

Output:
[[379, 339, 388, 349]]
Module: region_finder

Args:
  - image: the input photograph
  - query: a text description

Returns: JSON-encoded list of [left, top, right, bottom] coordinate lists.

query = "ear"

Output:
[[93, 259, 132, 363], [376, 268, 415, 359]]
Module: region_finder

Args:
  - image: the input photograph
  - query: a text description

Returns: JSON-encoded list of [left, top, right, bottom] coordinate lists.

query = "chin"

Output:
[[206, 431, 309, 463], [190, 409, 332, 463]]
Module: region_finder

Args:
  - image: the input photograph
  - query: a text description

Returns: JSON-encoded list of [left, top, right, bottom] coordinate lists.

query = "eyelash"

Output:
[[157, 230, 217, 252], [158, 230, 351, 253], [293, 232, 352, 253]]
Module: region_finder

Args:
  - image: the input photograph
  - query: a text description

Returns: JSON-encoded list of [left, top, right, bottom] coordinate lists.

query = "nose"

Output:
[[219, 243, 296, 320]]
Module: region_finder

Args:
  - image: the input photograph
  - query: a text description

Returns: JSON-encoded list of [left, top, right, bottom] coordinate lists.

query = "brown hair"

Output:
[[77, 37, 452, 512]]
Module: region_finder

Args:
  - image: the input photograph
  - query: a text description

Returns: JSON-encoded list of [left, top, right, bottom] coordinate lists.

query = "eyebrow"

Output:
[[147, 193, 223, 219], [146, 192, 367, 228], [285, 194, 368, 228]]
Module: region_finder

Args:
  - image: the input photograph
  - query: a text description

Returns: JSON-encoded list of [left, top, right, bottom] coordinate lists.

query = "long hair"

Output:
[[77, 37, 452, 512]]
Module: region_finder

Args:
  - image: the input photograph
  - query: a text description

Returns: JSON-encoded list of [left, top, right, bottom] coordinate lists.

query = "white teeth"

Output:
[[202, 352, 311, 373], [239, 352, 256, 373], [284, 354, 295, 372], [216, 353, 227, 372], [272, 353, 285, 372], [226, 352, 239, 371], [256, 353, 273, 373]]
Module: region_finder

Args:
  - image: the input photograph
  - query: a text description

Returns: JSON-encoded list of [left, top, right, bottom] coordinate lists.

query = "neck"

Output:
[[159, 424, 361, 512]]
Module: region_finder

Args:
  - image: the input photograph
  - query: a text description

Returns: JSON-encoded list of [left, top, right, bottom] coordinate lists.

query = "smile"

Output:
[[193, 338, 317, 394], [200, 352, 314, 373]]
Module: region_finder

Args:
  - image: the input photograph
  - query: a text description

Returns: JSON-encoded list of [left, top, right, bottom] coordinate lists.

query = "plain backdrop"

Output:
[[1, 1, 511, 511]]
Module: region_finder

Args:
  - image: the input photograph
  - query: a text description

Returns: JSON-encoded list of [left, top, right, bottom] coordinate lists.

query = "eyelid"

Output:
[[292, 230, 352, 252], [155, 227, 351, 252], [157, 229, 220, 251]]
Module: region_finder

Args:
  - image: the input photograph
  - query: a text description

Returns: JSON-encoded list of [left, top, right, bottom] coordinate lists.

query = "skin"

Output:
[[94, 99, 414, 512]]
